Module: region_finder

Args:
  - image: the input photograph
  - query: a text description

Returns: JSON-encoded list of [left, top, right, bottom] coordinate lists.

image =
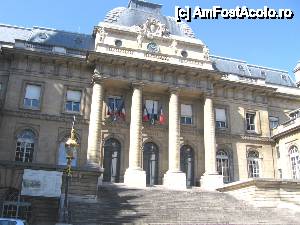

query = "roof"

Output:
[[103, 0, 195, 38], [0, 24, 94, 51], [211, 55, 295, 87]]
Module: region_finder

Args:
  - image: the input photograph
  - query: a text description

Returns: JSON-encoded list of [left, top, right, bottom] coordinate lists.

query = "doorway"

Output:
[[180, 145, 195, 187], [103, 138, 121, 182], [143, 142, 159, 186]]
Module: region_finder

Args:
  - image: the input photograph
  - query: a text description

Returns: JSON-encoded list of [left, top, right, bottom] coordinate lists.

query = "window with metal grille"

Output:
[[289, 146, 300, 179], [15, 130, 35, 163], [2, 189, 31, 222], [216, 150, 230, 183], [246, 112, 255, 131], [247, 150, 260, 178], [23, 84, 41, 109], [65, 90, 81, 112]]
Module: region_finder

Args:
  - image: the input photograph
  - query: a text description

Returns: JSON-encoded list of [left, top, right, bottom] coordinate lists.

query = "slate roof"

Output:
[[0, 24, 94, 51], [0, 22, 295, 88], [211, 55, 295, 87]]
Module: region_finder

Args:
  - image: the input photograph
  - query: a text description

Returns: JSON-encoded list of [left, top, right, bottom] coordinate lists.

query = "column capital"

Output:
[[92, 72, 107, 85], [168, 86, 180, 95], [131, 81, 144, 90]]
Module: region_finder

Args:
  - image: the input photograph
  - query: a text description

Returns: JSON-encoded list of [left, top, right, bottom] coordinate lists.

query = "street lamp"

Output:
[[62, 117, 79, 224]]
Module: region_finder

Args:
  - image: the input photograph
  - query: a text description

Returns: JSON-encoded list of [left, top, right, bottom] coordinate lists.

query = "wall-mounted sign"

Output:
[[21, 169, 63, 198]]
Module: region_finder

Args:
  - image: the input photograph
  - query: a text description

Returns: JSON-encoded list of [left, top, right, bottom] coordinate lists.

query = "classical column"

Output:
[[124, 83, 146, 187], [200, 94, 223, 190], [163, 88, 186, 190], [86, 73, 104, 169]]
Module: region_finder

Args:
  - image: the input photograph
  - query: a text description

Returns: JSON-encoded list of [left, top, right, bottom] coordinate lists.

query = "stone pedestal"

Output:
[[124, 168, 146, 188], [163, 171, 186, 190], [200, 173, 224, 191]]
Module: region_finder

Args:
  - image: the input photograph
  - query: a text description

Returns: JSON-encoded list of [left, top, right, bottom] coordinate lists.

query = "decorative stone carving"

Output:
[[170, 40, 178, 55], [203, 46, 210, 60], [134, 17, 170, 47], [95, 27, 107, 50]]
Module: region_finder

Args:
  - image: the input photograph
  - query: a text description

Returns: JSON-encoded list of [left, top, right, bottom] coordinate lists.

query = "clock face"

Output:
[[147, 42, 160, 53]]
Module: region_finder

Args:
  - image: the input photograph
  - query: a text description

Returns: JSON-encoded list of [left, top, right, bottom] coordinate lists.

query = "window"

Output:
[[58, 141, 77, 167], [65, 90, 81, 113], [246, 112, 256, 131], [181, 104, 192, 125], [215, 108, 227, 128], [107, 96, 124, 120], [15, 130, 35, 163], [276, 146, 280, 159], [289, 146, 300, 179], [23, 84, 41, 109], [216, 150, 230, 183], [145, 99, 158, 120], [269, 116, 279, 129], [2, 189, 31, 221], [247, 150, 260, 178], [278, 169, 282, 179]]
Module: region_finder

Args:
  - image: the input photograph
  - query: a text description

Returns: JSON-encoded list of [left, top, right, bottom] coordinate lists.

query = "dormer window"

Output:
[[237, 65, 244, 71], [261, 71, 266, 77]]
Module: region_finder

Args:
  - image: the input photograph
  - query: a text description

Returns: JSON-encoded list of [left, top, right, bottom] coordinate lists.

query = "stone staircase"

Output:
[[69, 183, 300, 224]]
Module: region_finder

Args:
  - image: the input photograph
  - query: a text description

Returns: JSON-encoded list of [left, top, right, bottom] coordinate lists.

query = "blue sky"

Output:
[[0, 0, 299, 77]]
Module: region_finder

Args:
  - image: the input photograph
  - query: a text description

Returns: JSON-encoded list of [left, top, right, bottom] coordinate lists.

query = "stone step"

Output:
[[69, 183, 299, 224]]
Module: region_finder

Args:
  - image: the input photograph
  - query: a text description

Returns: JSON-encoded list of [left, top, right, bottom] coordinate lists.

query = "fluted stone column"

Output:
[[124, 83, 146, 187], [86, 74, 104, 169], [201, 95, 223, 190], [163, 88, 186, 190]]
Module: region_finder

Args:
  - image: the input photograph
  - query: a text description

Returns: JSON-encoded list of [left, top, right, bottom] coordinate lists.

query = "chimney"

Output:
[[294, 61, 300, 87]]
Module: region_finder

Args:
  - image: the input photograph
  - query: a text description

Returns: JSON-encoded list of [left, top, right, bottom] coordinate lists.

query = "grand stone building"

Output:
[[1, 0, 300, 223]]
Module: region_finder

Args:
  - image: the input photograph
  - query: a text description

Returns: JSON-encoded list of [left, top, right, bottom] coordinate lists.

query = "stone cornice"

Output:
[[3, 109, 90, 125], [1, 46, 86, 63]]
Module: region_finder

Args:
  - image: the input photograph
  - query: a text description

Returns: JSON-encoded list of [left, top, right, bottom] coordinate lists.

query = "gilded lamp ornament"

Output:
[[64, 117, 79, 175]]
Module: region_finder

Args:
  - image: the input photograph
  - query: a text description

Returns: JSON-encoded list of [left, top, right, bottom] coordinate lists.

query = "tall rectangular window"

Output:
[[246, 112, 256, 131], [181, 104, 192, 125], [215, 108, 227, 128], [23, 84, 41, 109], [269, 116, 279, 129], [145, 99, 158, 119], [65, 90, 81, 112], [108, 96, 122, 112]]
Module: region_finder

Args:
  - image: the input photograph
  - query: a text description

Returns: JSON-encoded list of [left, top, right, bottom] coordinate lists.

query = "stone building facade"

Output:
[[0, 0, 300, 222]]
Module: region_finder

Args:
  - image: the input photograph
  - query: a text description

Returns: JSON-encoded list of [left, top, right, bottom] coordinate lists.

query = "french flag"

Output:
[[159, 106, 165, 125], [143, 105, 149, 122]]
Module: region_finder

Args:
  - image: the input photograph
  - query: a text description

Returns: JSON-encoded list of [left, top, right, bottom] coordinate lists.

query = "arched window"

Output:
[[57, 136, 78, 167], [289, 146, 300, 179], [1, 189, 31, 221], [15, 129, 35, 163], [216, 150, 230, 183], [247, 150, 260, 178]]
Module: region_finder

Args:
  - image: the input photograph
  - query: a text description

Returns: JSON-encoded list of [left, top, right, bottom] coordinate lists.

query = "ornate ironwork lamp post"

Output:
[[62, 118, 79, 223]]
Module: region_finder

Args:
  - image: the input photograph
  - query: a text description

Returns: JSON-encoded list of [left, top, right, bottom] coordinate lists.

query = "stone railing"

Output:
[[272, 117, 300, 138], [14, 39, 86, 58], [217, 178, 300, 212]]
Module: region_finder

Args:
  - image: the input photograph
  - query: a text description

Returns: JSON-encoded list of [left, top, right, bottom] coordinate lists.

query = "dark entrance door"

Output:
[[180, 145, 195, 187], [143, 142, 159, 186], [103, 138, 121, 183]]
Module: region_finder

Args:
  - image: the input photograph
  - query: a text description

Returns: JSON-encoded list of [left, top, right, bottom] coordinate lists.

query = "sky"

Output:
[[0, 0, 299, 77]]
